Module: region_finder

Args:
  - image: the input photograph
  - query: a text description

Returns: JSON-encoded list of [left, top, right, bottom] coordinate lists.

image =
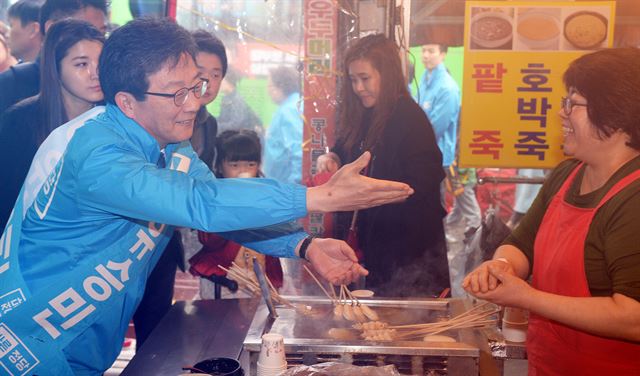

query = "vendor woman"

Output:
[[463, 48, 640, 375]]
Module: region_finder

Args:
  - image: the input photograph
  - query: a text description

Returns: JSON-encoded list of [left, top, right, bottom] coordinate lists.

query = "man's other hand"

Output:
[[305, 238, 368, 285]]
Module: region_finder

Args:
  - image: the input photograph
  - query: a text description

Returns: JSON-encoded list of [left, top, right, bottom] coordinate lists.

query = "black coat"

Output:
[[334, 96, 450, 297], [191, 106, 218, 169], [0, 96, 42, 230], [0, 60, 39, 115]]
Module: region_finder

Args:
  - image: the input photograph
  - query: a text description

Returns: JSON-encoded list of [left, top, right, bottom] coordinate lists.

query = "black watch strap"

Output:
[[299, 236, 315, 261]]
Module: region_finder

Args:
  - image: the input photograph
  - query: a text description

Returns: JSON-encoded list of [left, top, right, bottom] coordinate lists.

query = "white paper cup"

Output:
[[258, 333, 286, 368], [257, 361, 287, 376]]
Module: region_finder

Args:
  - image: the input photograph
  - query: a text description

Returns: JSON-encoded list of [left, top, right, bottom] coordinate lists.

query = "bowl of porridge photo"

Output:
[[517, 11, 560, 50], [470, 11, 514, 49], [564, 11, 608, 49]]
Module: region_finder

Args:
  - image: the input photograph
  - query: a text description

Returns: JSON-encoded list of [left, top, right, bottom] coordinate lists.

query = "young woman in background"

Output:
[[323, 34, 450, 297], [0, 19, 104, 231]]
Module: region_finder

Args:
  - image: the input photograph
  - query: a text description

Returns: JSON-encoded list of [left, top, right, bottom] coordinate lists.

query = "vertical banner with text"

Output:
[[460, 1, 615, 168], [302, 0, 337, 236]]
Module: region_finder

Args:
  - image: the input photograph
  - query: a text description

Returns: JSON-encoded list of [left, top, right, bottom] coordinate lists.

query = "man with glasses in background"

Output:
[[0, 18, 413, 374], [7, 0, 43, 64]]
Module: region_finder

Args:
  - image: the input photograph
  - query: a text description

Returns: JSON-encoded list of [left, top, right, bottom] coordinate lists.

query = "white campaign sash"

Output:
[[0, 107, 173, 375]]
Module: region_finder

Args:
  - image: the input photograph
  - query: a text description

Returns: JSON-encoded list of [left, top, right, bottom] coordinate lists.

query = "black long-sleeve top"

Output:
[[0, 96, 42, 230], [333, 95, 450, 297]]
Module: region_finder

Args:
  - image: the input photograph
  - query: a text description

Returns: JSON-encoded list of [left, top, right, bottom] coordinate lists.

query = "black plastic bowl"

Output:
[[191, 357, 243, 376]]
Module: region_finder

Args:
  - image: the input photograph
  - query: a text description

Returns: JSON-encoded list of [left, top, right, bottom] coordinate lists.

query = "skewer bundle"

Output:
[[303, 266, 378, 322], [353, 301, 499, 341], [218, 262, 310, 314]]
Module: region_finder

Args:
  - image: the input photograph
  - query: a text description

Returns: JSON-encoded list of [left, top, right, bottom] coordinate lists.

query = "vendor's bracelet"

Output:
[[298, 236, 315, 261]]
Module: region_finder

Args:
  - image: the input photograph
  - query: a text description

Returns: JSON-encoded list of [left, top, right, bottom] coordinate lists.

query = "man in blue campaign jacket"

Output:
[[263, 66, 303, 184], [415, 44, 460, 168], [416, 43, 481, 291], [0, 19, 414, 375]]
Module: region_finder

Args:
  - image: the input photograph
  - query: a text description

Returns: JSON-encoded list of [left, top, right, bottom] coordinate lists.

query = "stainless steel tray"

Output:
[[243, 296, 484, 375]]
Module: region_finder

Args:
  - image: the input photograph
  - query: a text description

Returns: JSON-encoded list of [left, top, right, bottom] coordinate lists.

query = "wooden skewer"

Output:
[[219, 265, 257, 287], [227, 263, 258, 289], [370, 317, 497, 340], [359, 304, 500, 343], [303, 264, 336, 303], [263, 276, 295, 307], [387, 312, 499, 339], [344, 285, 379, 321], [227, 267, 256, 285], [446, 306, 499, 328], [452, 301, 493, 320], [231, 261, 253, 279], [397, 319, 498, 339], [387, 302, 498, 329], [399, 316, 498, 335], [265, 273, 278, 294], [341, 284, 348, 304], [329, 282, 337, 301], [390, 312, 499, 332], [223, 264, 301, 310], [223, 265, 267, 295], [358, 302, 500, 342], [343, 285, 359, 305]]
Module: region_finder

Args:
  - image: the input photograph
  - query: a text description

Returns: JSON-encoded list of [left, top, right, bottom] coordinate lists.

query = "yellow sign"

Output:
[[459, 1, 615, 168]]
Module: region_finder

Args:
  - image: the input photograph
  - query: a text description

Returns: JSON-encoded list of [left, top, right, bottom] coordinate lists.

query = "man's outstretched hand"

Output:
[[307, 151, 414, 213]]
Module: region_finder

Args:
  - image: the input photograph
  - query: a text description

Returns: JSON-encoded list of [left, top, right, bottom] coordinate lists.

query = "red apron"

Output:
[[529, 164, 640, 375]]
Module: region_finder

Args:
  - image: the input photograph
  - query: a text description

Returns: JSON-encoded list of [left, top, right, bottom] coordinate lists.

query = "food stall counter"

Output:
[[121, 299, 259, 376]]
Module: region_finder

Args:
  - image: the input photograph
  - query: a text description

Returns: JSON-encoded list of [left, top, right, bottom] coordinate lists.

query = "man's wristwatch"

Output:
[[298, 236, 315, 261]]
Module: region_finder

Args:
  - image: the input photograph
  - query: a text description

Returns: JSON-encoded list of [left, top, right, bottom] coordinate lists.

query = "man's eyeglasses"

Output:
[[561, 96, 587, 116], [144, 78, 208, 107]]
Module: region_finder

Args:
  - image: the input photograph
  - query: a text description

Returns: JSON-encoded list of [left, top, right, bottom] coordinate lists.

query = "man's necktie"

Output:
[[157, 152, 166, 168]]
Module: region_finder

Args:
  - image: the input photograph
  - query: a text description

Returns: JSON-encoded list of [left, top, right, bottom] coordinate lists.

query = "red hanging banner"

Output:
[[302, 0, 338, 236]]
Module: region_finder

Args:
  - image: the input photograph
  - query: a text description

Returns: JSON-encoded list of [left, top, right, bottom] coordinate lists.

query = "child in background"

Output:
[[188, 130, 284, 299]]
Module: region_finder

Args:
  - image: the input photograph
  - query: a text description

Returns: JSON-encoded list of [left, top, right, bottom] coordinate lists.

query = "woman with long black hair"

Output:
[[323, 34, 450, 297], [0, 19, 104, 230]]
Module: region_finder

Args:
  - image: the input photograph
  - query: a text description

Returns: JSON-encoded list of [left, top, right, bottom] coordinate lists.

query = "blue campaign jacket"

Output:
[[17, 104, 308, 374], [263, 92, 303, 184], [415, 63, 460, 167]]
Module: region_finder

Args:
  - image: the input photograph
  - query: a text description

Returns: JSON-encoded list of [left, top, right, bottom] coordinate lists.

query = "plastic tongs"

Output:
[[253, 257, 278, 319]]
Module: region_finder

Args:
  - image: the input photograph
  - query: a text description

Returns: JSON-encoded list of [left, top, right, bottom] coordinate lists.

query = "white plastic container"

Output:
[[502, 307, 528, 342]]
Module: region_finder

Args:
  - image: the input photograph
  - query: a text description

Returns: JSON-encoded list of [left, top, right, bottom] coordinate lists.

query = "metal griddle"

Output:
[[243, 296, 489, 375]]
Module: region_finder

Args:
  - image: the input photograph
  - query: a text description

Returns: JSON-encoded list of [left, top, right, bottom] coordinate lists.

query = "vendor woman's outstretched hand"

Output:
[[462, 258, 515, 294], [305, 238, 368, 285], [465, 265, 533, 308], [307, 151, 414, 213], [462, 257, 531, 308]]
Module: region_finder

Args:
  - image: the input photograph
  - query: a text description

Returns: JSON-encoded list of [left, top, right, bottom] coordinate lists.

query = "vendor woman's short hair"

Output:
[[98, 17, 197, 104], [563, 48, 640, 150]]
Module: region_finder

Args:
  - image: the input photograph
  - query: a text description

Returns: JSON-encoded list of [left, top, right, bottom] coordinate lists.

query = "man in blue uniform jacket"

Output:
[[0, 18, 413, 375]]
